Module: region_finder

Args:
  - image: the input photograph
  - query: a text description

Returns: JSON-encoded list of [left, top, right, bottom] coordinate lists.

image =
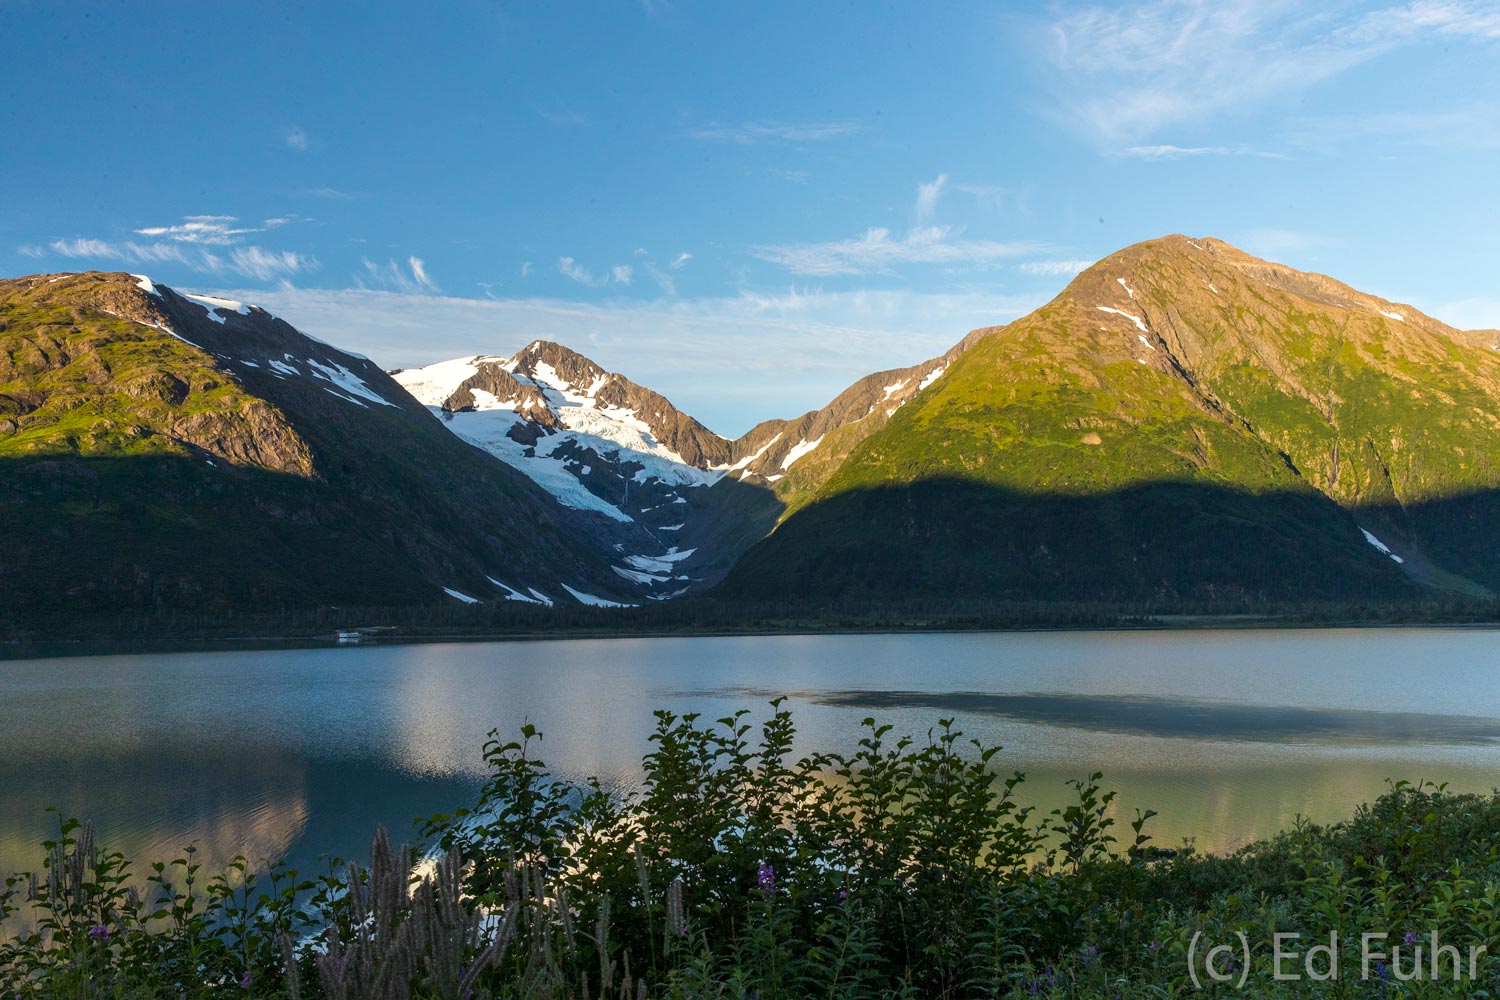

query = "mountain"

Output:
[[391, 337, 973, 592], [393, 342, 725, 600], [716, 235, 1500, 606], [12, 235, 1500, 632], [0, 271, 636, 627]]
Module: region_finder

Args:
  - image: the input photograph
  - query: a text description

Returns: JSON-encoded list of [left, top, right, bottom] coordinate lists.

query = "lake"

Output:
[[3, 628, 1499, 879]]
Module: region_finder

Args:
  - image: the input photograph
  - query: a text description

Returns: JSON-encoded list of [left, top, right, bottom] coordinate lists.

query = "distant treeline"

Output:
[[5, 592, 1498, 657]]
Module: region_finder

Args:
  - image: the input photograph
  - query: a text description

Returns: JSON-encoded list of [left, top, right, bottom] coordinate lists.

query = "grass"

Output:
[[4, 704, 1500, 998]]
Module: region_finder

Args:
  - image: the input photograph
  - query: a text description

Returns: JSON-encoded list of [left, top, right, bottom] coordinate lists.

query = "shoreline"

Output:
[[6, 614, 1500, 662]]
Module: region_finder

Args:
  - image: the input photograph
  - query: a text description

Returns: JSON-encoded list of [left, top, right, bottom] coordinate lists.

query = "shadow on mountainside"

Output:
[[711, 476, 1499, 606], [0, 449, 625, 626]]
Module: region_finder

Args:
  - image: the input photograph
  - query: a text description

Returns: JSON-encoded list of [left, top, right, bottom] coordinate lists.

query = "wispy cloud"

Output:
[[520, 261, 534, 278], [356, 256, 439, 294], [20, 235, 316, 281], [1349, 1, 1500, 42], [229, 247, 315, 281], [670, 252, 693, 270], [134, 215, 273, 246], [285, 126, 308, 151], [1291, 104, 1500, 150], [687, 120, 861, 144], [303, 186, 358, 200], [223, 285, 1045, 436], [755, 226, 1044, 276], [558, 256, 634, 287], [558, 256, 603, 286], [1020, 259, 1096, 277], [42, 238, 118, 258], [1117, 144, 1288, 160], [409, 256, 437, 291], [915, 174, 947, 222], [1041, 0, 1500, 144]]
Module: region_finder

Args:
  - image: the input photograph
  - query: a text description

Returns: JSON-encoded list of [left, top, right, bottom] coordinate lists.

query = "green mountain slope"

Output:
[[717, 236, 1500, 606], [0, 272, 632, 630]]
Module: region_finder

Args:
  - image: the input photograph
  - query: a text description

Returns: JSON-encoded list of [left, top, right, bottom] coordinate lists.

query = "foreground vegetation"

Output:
[[4, 704, 1500, 997]]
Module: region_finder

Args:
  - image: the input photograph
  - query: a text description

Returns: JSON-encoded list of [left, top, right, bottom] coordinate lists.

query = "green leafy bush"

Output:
[[4, 706, 1500, 998]]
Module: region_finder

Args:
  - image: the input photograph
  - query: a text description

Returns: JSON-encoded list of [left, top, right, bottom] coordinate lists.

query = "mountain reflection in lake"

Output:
[[2, 628, 1499, 876]]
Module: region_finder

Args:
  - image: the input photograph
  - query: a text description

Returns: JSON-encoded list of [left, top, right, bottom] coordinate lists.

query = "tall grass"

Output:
[[3, 702, 1499, 997]]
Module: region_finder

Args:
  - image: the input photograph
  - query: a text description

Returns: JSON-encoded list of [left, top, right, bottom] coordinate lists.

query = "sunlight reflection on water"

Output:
[[3, 627, 1499, 873]]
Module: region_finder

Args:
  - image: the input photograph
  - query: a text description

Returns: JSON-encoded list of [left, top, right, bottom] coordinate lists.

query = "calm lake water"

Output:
[[3, 628, 1500, 878]]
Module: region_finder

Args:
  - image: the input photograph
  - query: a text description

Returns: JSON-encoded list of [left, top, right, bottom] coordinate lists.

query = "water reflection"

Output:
[[684, 686, 1500, 746], [1, 629, 1498, 874]]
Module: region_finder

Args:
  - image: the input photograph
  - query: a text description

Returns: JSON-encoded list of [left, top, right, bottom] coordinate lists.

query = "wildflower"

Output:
[[239, 970, 252, 989], [1404, 930, 1420, 945], [837, 887, 849, 906], [87, 924, 108, 942], [756, 863, 775, 897]]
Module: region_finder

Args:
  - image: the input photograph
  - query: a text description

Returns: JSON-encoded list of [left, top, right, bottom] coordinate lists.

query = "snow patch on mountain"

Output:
[[396, 357, 491, 406], [487, 576, 545, 603], [435, 401, 635, 522], [443, 587, 480, 604], [1360, 527, 1405, 564], [183, 293, 251, 324], [728, 432, 782, 474], [305, 359, 397, 407], [520, 373, 720, 487], [624, 547, 697, 575], [1097, 306, 1150, 334], [103, 308, 199, 349], [562, 584, 635, 607], [614, 565, 668, 584], [781, 436, 824, 470]]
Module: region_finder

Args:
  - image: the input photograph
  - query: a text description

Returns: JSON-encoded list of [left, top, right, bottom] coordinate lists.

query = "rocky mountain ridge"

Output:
[[0, 271, 636, 623], [10, 235, 1500, 628]]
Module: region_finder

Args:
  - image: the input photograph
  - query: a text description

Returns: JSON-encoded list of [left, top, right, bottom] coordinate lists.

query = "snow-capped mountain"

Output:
[[394, 341, 732, 599], [395, 342, 723, 525], [0, 271, 641, 618], [392, 338, 975, 593]]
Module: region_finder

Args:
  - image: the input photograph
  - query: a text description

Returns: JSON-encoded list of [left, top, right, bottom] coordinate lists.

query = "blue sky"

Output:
[[5, 1, 1500, 435]]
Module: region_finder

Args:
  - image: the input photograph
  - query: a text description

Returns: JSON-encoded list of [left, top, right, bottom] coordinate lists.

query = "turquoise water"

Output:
[[2, 628, 1499, 877]]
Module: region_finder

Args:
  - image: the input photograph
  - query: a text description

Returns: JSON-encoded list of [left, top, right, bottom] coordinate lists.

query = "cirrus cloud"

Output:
[[687, 120, 862, 144], [754, 225, 1046, 276]]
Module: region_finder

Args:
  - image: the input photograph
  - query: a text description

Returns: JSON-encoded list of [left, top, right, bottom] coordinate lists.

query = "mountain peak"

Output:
[[0, 269, 636, 614]]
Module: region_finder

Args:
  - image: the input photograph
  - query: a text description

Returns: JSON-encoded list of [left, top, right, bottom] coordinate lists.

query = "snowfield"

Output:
[[1360, 527, 1405, 564], [1096, 306, 1150, 334]]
